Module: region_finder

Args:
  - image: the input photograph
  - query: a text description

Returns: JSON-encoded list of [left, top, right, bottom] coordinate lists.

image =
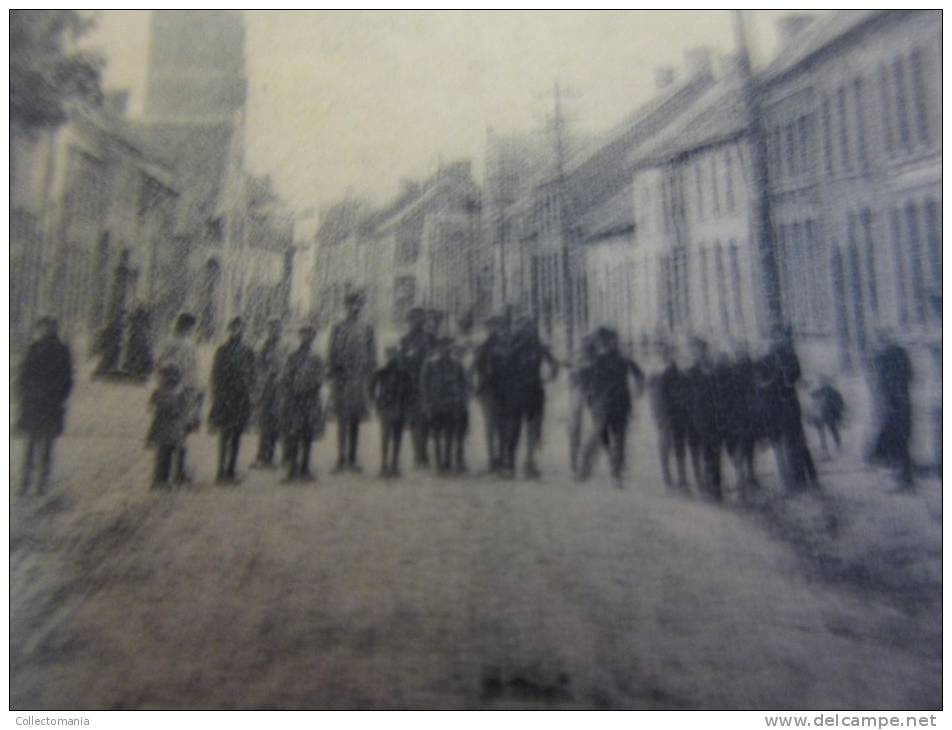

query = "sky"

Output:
[[85, 10, 799, 215]]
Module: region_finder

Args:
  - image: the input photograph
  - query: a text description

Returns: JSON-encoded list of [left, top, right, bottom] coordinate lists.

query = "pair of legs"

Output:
[[255, 416, 280, 466], [686, 429, 723, 499], [779, 424, 819, 491], [153, 443, 189, 487], [479, 395, 501, 472], [217, 427, 244, 481], [335, 415, 361, 471], [284, 427, 315, 480], [658, 419, 688, 489], [409, 406, 430, 467], [578, 409, 628, 482], [431, 412, 466, 473], [21, 431, 56, 494], [379, 417, 405, 476]]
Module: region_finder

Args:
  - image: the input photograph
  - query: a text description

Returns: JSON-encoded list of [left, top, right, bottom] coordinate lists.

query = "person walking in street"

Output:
[[762, 332, 818, 492], [371, 346, 414, 478], [400, 307, 437, 468], [209, 317, 256, 484], [576, 327, 644, 486], [328, 291, 377, 474], [420, 336, 469, 474], [569, 333, 597, 477], [156, 312, 202, 483], [16, 316, 74, 495], [251, 319, 286, 470], [280, 325, 325, 482], [146, 364, 189, 489], [867, 330, 915, 490], [502, 316, 559, 479], [94, 250, 132, 377], [809, 376, 846, 460]]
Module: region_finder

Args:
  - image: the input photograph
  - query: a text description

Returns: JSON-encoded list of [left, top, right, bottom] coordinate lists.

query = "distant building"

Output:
[[11, 104, 180, 351], [759, 9, 941, 374], [313, 162, 482, 339], [139, 9, 292, 340]]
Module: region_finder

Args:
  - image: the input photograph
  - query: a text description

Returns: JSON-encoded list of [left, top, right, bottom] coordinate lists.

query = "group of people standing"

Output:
[[13, 297, 924, 497]]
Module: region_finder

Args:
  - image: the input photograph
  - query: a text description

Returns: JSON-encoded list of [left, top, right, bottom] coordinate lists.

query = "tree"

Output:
[[10, 10, 104, 132]]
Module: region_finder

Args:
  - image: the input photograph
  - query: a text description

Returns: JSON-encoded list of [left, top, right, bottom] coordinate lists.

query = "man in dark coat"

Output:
[[472, 314, 509, 473], [328, 291, 376, 473], [122, 302, 154, 379], [868, 332, 914, 489], [95, 250, 131, 376], [501, 316, 559, 479], [577, 327, 644, 485], [764, 333, 819, 492], [17, 316, 73, 495], [399, 306, 436, 468], [650, 339, 690, 491], [209, 317, 256, 483], [251, 319, 285, 469], [685, 337, 723, 500], [720, 342, 759, 495], [280, 325, 325, 482], [371, 345, 414, 478]]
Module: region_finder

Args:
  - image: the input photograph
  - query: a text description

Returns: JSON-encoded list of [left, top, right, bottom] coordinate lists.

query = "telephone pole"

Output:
[[733, 10, 784, 337], [552, 81, 576, 361]]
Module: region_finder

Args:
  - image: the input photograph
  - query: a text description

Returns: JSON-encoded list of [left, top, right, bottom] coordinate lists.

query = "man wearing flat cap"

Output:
[[209, 316, 256, 483], [328, 291, 376, 473]]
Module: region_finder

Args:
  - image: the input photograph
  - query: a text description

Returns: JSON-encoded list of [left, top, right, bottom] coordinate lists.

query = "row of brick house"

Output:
[[486, 10, 939, 385], [313, 161, 483, 342], [10, 10, 295, 360]]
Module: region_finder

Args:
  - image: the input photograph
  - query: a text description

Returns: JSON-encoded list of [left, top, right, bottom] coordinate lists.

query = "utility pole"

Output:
[[733, 10, 784, 338], [552, 81, 576, 361]]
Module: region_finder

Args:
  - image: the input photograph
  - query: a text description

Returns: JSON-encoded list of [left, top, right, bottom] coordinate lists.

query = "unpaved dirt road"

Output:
[[10, 377, 941, 709]]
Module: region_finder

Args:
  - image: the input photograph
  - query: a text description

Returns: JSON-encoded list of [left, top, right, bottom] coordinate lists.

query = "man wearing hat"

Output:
[[649, 338, 690, 490], [209, 316, 256, 483], [420, 335, 469, 473], [16, 316, 74, 494], [328, 291, 377, 473], [399, 305, 436, 467], [473, 313, 510, 473], [280, 325, 325, 481]]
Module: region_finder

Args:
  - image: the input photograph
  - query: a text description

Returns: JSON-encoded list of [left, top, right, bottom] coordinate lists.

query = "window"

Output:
[[725, 149, 736, 211], [821, 95, 834, 173], [715, 242, 730, 331], [797, 115, 810, 175], [905, 202, 927, 323], [711, 155, 720, 216], [890, 208, 908, 325], [910, 48, 930, 145], [893, 58, 912, 150], [878, 64, 894, 155], [785, 123, 797, 178], [861, 208, 878, 316], [695, 162, 704, 219], [852, 77, 867, 165], [393, 276, 416, 322], [925, 198, 941, 287], [701, 247, 711, 328], [730, 241, 745, 329], [837, 85, 851, 170]]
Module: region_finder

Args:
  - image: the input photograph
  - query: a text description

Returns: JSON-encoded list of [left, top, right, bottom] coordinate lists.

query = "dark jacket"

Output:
[[280, 347, 325, 436], [399, 327, 436, 398], [588, 351, 644, 422], [421, 354, 468, 416], [17, 334, 73, 436], [371, 360, 414, 420], [209, 337, 256, 431]]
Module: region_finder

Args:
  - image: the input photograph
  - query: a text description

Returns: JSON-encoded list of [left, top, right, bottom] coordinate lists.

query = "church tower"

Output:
[[144, 10, 247, 122]]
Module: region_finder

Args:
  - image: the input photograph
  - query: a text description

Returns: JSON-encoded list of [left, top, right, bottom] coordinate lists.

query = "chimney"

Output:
[[684, 47, 714, 80], [103, 90, 130, 117], [776, 14, 816, 47], [654, 66, 677, 91]]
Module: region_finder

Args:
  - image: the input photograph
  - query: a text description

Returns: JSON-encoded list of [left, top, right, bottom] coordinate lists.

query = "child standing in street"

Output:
[[371, 346, 414, 478], [146, 364, 189, 489]]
